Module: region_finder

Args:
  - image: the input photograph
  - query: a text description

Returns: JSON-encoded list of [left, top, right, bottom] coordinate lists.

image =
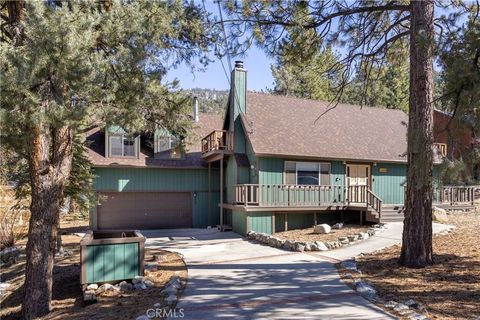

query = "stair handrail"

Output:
[[367, 189, 383, 221]]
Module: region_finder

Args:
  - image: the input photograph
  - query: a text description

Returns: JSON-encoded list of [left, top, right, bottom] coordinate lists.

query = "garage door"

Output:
[[97, 192, 192, 229]]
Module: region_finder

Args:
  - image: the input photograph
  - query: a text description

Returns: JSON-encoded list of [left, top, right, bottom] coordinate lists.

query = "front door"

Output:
[[346, 164, 370, 203]]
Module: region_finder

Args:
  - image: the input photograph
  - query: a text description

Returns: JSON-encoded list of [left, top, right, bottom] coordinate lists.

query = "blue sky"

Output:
[[165, 1, 274, 91], [166, 47, 274, 91]]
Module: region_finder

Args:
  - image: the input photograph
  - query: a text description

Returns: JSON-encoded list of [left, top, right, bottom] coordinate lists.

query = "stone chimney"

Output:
[[193, 96, 199, 122]]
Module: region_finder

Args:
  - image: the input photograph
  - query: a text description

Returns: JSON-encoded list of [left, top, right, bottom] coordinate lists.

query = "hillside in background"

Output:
[[183, 88, 228, 115]]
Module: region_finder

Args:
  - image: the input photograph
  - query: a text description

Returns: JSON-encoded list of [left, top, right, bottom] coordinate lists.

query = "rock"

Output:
[[132, 276, 144, 284], [393, 303, 409, 312], [310, 243, 319, 251], [344, 273, 353, 279], [355, 281, 376, 300], [166, 293, 177, 305], [246, 230, 256, 238], [86, 283, 98, 291], [144, 279, 154, 288], [153, 302, 162, 308], [384, 300, 397, 308], [404, 299, 417, 307], [347, 235, 359, 242], [432, 207, 448, 222], [164, 285, 178, 295], [136, 315, 149, 320], [283, 240, 295, 251], [408, 313, 427, 320], [170, 276, 182, 289], [294, 242, 305, 252], [313, 224, 331, 234], [83, 290, 97, 302], [314, 241, 329, 251], [99, 283, 117, 292], [340, 260, 357, 271], [134, 282, 147, 290], [358, 232, 369, 240], [399, 309, 416, 316], [119, 281, 133, 291], [367, 229, 376, 236], [338, 237, 349, 245], [304, 243, 312, 251], [332, 222, 344, 229]]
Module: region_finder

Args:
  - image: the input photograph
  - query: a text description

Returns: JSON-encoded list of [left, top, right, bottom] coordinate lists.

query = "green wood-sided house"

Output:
[[87, 61, 476, 234]]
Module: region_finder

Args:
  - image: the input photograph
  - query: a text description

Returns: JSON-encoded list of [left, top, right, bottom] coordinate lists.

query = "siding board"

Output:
[[372, 163, 407, 204], [92, 167, 220, 228]]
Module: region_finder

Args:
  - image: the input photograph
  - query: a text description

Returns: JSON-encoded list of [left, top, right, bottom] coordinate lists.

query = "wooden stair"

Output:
[[366, 205, 404, 223], [379, 205, 405, 223]]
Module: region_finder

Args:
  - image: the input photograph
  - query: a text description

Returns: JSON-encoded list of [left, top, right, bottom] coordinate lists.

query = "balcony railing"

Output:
[[233, 184, 382, 211], [437, 186, 477, 205], [201, 130, 234, 155]]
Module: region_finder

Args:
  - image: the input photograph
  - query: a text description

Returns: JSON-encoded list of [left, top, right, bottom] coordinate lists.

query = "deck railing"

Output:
[[439, 186, 477, 205], [233, 184, 383, 213], [201, 130, 234, 154]]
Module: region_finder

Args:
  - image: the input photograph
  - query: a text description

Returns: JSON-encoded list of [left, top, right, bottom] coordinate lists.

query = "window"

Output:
[[155, 135, 184, 159], [284, 161, 331, 185], [109, 135, 137, 157]]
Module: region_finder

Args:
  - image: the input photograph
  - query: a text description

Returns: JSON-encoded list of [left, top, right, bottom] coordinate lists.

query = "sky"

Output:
[[165, 1, 274, 91], [166, 47, 274, 91]]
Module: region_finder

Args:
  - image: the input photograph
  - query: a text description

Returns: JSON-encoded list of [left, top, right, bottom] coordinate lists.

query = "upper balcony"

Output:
[[201, 130, 234, 161]]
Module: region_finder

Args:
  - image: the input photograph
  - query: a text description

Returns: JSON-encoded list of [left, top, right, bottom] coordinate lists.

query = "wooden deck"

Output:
[[201, 130, 234, 161], [230, 184, 479, 223]]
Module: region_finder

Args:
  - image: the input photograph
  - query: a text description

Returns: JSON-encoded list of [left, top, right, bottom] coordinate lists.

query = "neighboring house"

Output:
[[433, 109, 480, 181], [86, 101, 223, 230], [87, 61, 476, 234]]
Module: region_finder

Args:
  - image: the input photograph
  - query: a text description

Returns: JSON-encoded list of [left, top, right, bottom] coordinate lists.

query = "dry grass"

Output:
[[0, 185, 29, 250], [275, 224, 372, 242], [1, 233, 187, 320], [348, 209, 480, 320]]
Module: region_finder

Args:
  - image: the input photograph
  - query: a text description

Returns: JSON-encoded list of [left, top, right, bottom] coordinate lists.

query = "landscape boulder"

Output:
[[332, 222, 344, 229], [294, 242, 305, 252], [313, 224, 331, 234], [314, 241, 329, 251], [355, 281, 377, 300], [432, 207, 448, 222]]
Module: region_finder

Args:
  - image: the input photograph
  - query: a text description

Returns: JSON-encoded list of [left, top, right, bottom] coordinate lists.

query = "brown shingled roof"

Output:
[[87, 113, 223, 168], [242, 92, 409, 163]]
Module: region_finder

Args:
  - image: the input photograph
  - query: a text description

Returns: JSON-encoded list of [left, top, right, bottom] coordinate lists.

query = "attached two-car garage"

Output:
[[97, 192, 192, 229]]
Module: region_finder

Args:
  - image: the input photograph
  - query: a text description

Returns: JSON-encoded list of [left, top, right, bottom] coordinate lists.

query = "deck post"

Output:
[[284, 212, 288, 231], [360, 210, 363, 225], [314, 212, 317, 226], [272, 213, 275, 234], [219, 155, 224, 231], [208, 162, 211, 227]]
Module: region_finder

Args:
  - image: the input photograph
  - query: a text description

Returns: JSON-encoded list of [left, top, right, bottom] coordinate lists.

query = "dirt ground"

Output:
[[0, 218, 187, 320], [341, 209, 480, 320], [275, 223, 372, 242]]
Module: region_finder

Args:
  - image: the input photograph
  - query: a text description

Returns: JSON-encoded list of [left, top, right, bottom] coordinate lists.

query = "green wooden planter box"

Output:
[[80, 230, 145, 288]]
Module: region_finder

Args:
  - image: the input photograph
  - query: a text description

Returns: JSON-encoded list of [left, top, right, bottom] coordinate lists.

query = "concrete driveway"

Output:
[[142, 228, 404, 320]]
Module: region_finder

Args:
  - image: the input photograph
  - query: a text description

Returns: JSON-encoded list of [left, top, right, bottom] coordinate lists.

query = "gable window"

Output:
[[109, 135, 137, 157], [284, 161, 331, 185], [155, 135, 184, 159]]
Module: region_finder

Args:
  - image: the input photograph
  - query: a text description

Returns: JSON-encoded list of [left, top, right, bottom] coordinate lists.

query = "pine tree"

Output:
[[0, 1, 214, 318]]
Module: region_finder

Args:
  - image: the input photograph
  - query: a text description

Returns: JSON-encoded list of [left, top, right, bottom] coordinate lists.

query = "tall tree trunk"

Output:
[[22, 126, 73, 319], [400, 0, 435, 267]]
